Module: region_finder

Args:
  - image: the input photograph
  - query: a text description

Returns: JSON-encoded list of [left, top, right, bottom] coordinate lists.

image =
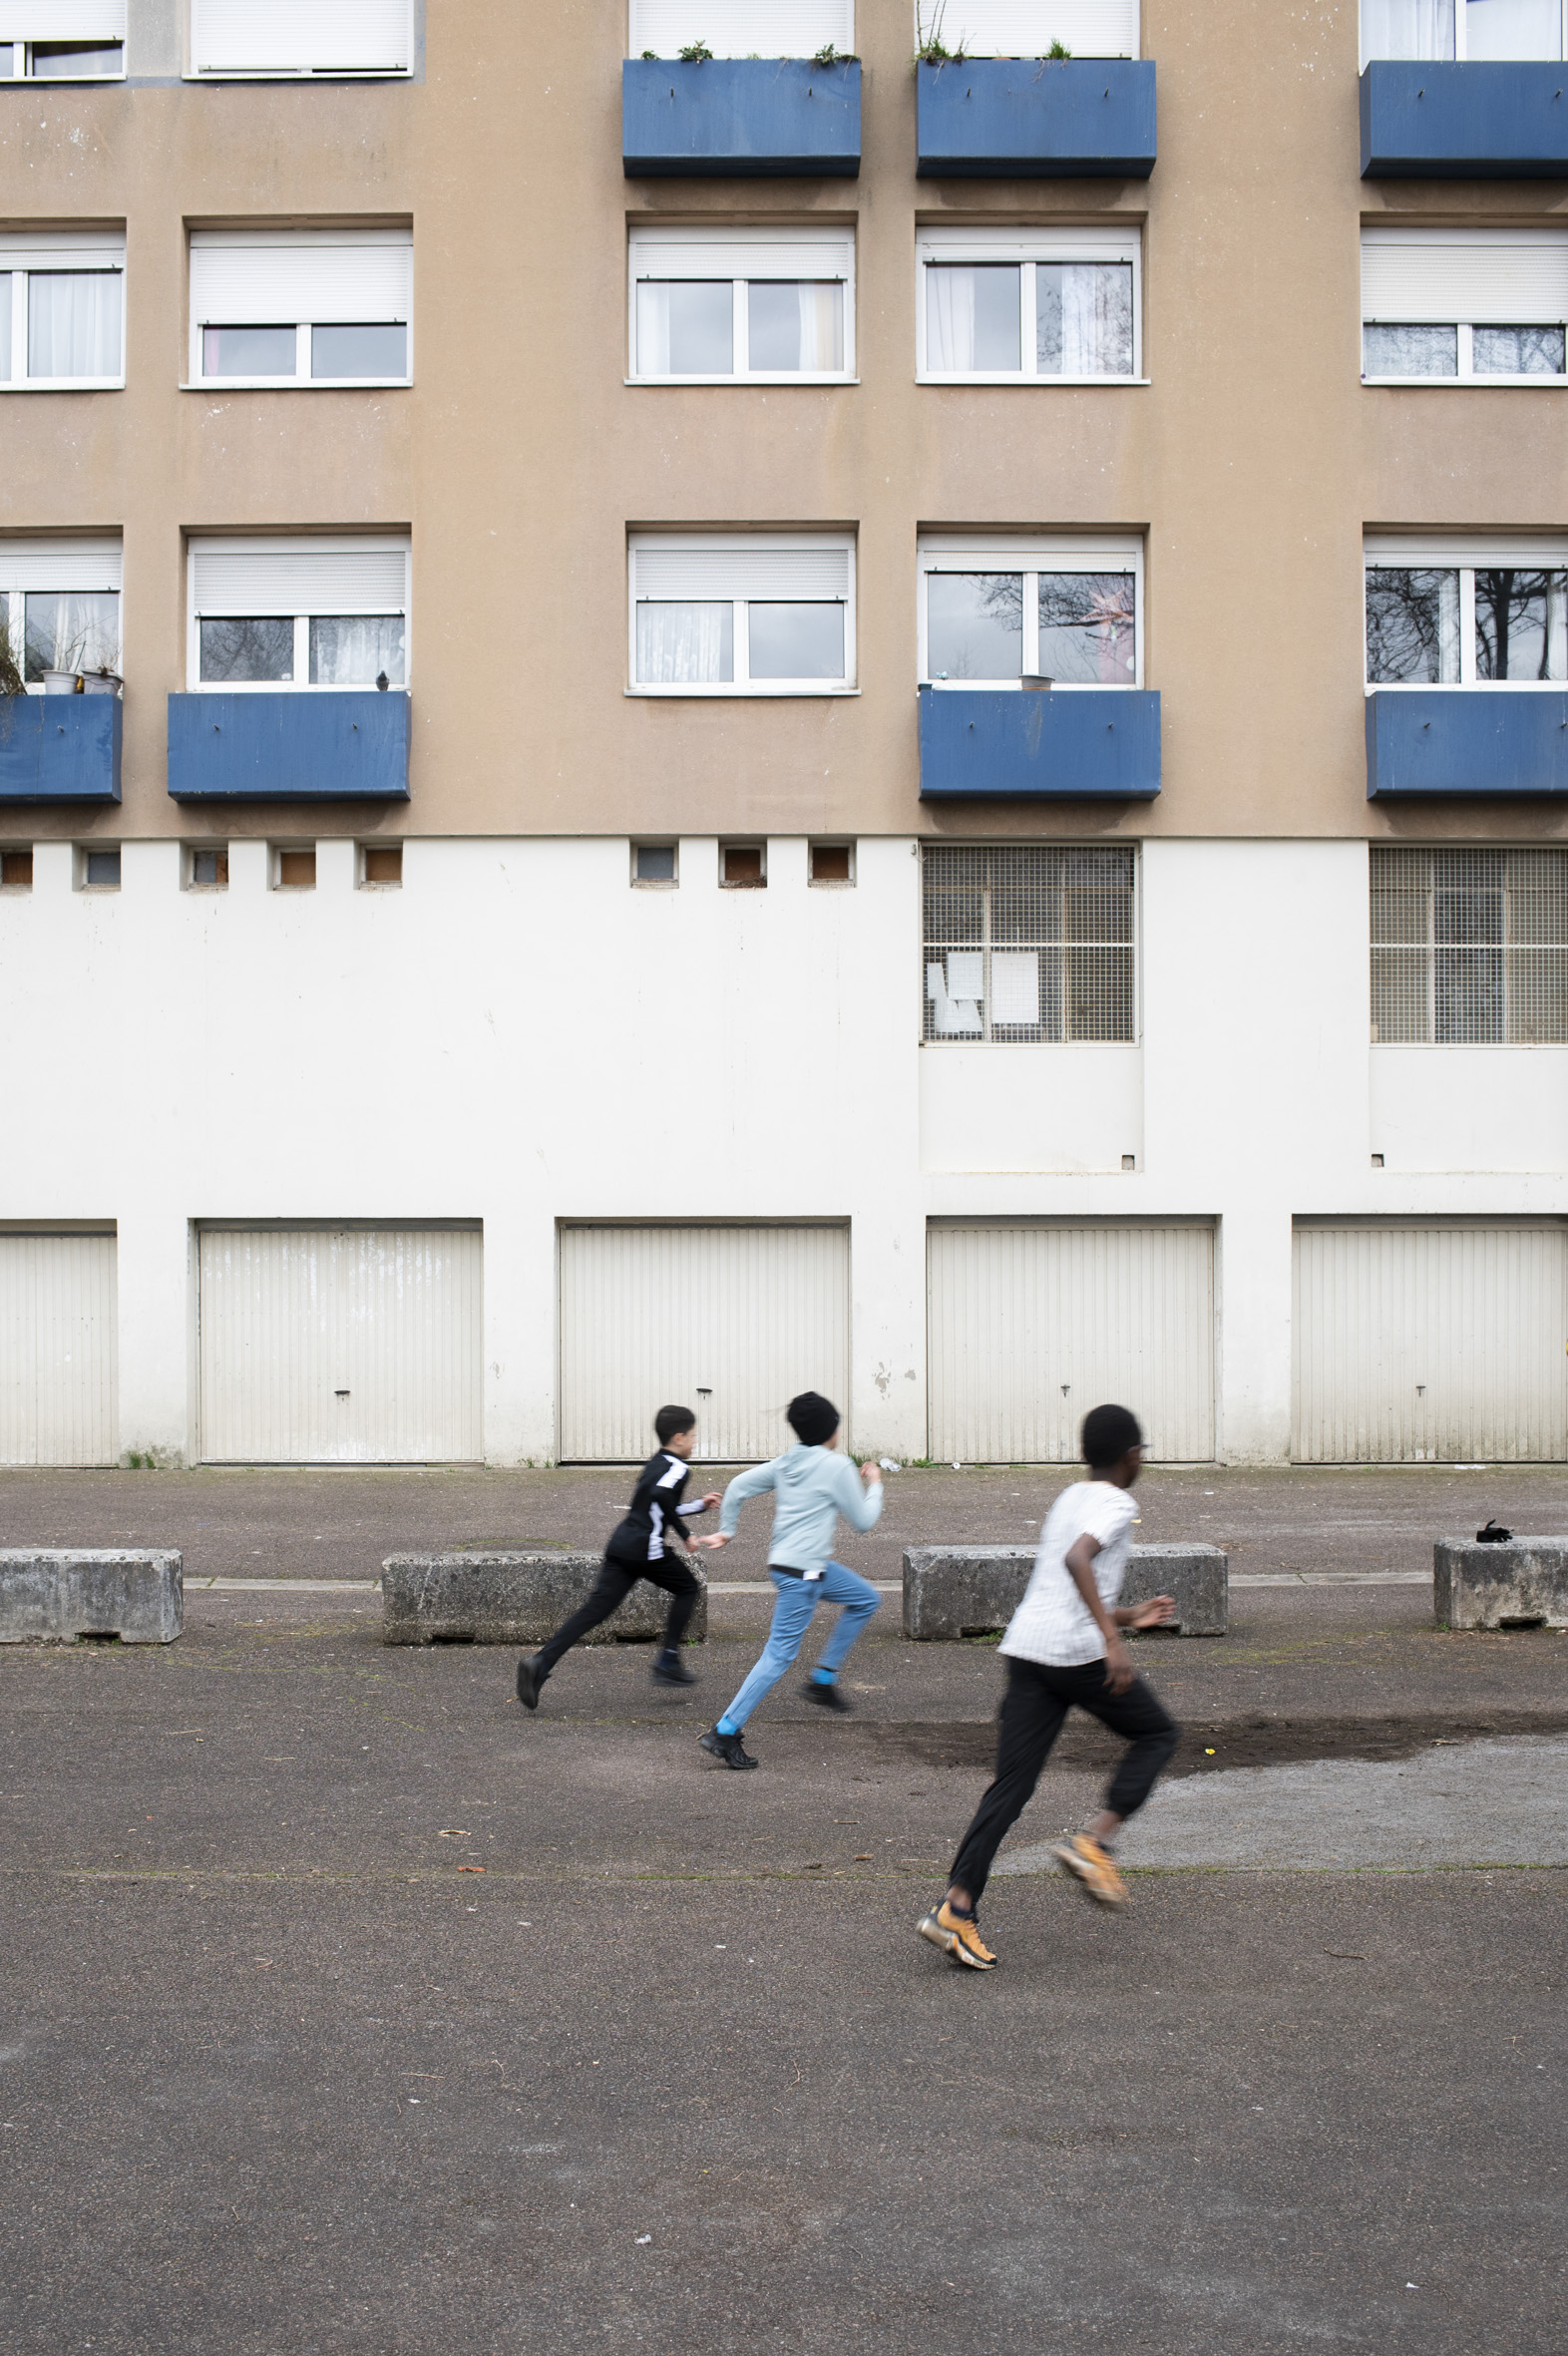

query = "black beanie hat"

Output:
[[786, 1390, 840, 1448]]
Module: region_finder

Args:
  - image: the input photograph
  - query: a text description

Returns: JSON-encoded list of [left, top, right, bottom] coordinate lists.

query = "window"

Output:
[[629, 226, 853, 383], [810, 841, 854, 884], [1362, 0, 1568, 63], [915, 2, 1140, 59], [918, 226, 1139, 383], [185, 845, 228, 888], [0, 538, 122, 689], [0, 848, 33, 889], [628, 1, 853, 56], [0, 231, 125, 388], [1366, 536, 1568, 684], [360, 843, 401, 885], [189, 230, 412, 387], [189, 538, 411, 691], [190, 0, 413, 76], [77, 845, 120, 889], [923, 845, 1136, 1042], [0, 5, 125, 77], [1371, 847, 1568, 1041], [720, 842, 766, 887], [273, 846, 316, 889], [632, 842, 677, 885], [919, 535, 1142, 686], [629, 535, 855, 695], [1362, 230, 1568, 383]]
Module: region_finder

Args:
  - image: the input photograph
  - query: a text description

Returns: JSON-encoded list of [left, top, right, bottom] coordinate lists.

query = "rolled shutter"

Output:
[[934, 1, 1139, 60], [633, 542, 851, 600], [192, 0, 411, 72], [1362, 231, 1568, 324], [0, 538, 122, 591], [630, 228, 853, 280], [0, 232, 123, 272], [192, 544, 408, 615], [191, 236, 411, 325], [628, 1, 854, 58], [0, 2, 124, 35]]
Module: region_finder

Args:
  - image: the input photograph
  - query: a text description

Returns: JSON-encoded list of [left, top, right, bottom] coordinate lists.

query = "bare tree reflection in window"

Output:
[[1365, 568, 1460, 682]]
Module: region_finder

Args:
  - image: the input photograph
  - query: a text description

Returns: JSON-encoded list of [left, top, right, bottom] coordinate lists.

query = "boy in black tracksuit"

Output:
[[515, 1404, 719, 1710]]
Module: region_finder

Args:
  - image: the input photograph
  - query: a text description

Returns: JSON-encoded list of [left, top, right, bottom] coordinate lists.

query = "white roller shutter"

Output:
[[0, 232, 123, 272], [192, 541, 408, 615], [1293, 1222, 1568, 1464], [629, 1, 853, 57], [0, 2, 123, 34], [935, 1, 1140, 60], [192, 0, 412, 72], [633, 541, 851, 600], [560, 1224, 851, 1462], [197, 1228, 483, 1464], [0, 1234, 118, 1468], [928, 1223, 1215, 1463], [1362, 230, 1568, 323], [630, 227, 853, 281], [191, 234, 411, 326], [0, 538, 122, 591]]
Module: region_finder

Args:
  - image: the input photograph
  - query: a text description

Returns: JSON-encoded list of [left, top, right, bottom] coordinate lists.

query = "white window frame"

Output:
[[916, 224, 1142, 385], [627, 224, 855, 386], [915, 3, 1140, 60], [187, 534, 412, 694], [0, 536, 123, 690], [628, 2, 855, 58], [0, 3, 126, 79], [187, 0, 415, 79], [1362, 0, 1568, 66], [628, 532, 857, 698], [1365, 533, 1568, 689], [0, 230, 125, 389], [1362, 227, 1568, 386], [185, 228, 413, 390], [918, 532, 1144, 688]]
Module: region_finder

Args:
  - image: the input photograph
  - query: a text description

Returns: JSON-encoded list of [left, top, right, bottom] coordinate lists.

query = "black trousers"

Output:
[[950, 1655, 1179, 1905], [532, 1550, 700, 1679]]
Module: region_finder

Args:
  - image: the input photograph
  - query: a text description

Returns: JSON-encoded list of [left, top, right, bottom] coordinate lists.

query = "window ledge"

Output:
[[626, 685, 860, 699], [2, 379, 125, 392], [187, 683, 410, 696], [1362, 375, 1568, 388], [917, 373, 1150, 387], [180, 379, 412, 392], [183, 70, 413, 82], [919, 680, 1143, 693], [1, 74, 126, 86], [919, 1038, 1142, 1050], [626, 375, 859, 388], [1365, 682, 1568, 694]]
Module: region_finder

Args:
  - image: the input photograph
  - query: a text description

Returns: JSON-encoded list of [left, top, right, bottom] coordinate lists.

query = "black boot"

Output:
[[652, 1647, 697, 1688], [516, 1656, 544, 1713]]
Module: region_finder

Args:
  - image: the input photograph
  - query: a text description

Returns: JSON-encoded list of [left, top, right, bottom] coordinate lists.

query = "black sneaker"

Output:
[[699, 1728, 759, 1770], [802, 1679, 851, 1714], [652, 1650, 697, 1688], [516, 1657, 543, 1713]]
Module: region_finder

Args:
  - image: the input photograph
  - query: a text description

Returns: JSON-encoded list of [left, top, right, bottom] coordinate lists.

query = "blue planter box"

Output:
[[917, 58, 1155, 178], [167, 691, 410, 802], [0, 694, 122, 804], [622, 58, 861, 176], [919, 686, 1161, 800], [1367, 690, 1568, 797], [1361, 63, 1568, 177]]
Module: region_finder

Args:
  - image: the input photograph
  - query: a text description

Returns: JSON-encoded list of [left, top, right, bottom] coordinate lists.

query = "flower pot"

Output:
[[81, 673, 123, 697], [42, 670, 83, 695]]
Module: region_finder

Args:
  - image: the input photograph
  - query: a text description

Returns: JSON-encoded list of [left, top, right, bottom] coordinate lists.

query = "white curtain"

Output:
[[1361, 0, 1455, 58], [636, 601, 734, 683], [746, 281, 843, 371], [0, 273, 10, 381], [927, 266, 978, 372], [308, 614, 405, 686], [27, 271, 120, 378], [23, 590, 119, 679], [636, 282, 672, 376], [1465, 0, 1562, 58]]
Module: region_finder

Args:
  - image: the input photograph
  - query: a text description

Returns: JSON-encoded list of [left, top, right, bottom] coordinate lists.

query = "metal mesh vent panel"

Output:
[[923, 845, 1136, 1042], [1370, 847, 1568, 1043]]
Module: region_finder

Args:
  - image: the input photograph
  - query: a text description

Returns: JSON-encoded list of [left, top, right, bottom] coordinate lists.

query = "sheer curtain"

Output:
[[636, 602, 735, 684], [27, 272, 121, 378], [1037, 263, 1134, 375], [309, 615, 406, 685], [927, 266, 978, 371], [747, 281, 844, 371], [1361, 0, 1456, 58], [0, 273, 9, 381], [1465, 0, 1563, 58], [23, 591, 119, 680]]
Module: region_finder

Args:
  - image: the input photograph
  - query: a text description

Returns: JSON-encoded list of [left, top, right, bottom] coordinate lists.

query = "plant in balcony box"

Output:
[[81, 666, 122, 697], [917, 2, 966, 63], [1045, 39, 1072, 57], [0, 624, 23, 700], [812, 42, 857, 64], [676, 40, 713, 62]]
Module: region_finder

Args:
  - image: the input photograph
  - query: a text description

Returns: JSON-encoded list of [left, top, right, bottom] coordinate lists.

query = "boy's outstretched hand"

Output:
[[859, 1460, 882, 1487], [1124, 1594, 1177, 1630]]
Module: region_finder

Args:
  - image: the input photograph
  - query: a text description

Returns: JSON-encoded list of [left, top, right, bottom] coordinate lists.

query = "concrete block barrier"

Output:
[[0, 1550, 183, 1645], [381, 1551, 709, 1647], [903, 1543, 1228, 1641], [1434, 1538, 1568, 1631]]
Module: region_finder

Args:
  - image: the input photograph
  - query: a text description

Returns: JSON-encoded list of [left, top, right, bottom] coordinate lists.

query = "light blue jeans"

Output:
[[718, 1561, 882, 1733]]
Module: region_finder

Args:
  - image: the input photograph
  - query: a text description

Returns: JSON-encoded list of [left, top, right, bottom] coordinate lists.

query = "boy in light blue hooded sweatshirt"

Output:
[[696, 1390, 883, 1770]]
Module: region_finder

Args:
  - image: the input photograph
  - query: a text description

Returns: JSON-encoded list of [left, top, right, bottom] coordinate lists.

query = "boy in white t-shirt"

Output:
[[918, 1403, 1179, 1972]]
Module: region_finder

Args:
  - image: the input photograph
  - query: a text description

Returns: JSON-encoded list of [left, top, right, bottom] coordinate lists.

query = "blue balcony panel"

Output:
[[622, 59, 860, 177], [1367, 690, 1568, 798], [0, 694, 122, 804], [167, 691, 410, 802], [917, 58, 1156, 179], [919, 685, 1161, 800], [1361, 63, 1568, 178]]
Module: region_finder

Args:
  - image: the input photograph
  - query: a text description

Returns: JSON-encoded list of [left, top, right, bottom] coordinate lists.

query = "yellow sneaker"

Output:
[[917, 1901, 998, 1970], [1051, 1834, 1128, 1909]]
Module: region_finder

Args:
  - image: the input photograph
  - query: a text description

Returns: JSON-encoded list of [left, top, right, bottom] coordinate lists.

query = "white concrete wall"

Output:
[[1372, 1047, 1568, 1174], [1, 831, 1563, 1466]]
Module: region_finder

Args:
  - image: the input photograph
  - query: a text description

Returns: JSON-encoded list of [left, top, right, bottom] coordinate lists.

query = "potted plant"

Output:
[[81, 665, 123, 697], [0, 623, 22, 700]]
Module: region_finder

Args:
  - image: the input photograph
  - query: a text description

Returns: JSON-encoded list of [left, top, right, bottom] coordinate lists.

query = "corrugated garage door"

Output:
[[559, 1224, 850, 1461], [928, 1222, 1216, 1463], [197, 1227, 483, 1464], [1293, 1221, 1568, 1463], [0, 1232, 118, 1466]]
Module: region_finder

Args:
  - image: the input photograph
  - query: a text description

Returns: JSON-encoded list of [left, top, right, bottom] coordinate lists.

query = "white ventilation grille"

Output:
[[633, 541, 851, 600], [0, 2, 124, 34], [0, 537, 122, 590], [191, 234, 411, 325], [1362, 230, 1568, 323], [192, 543, 409, 615], [191, 0, 412, 72], [1371, 847, 1568, 1044], [928, 1, 1140, 60], [923, 844, 1137, 1042], [629, 1, 853, 56], [630, 227, 853, 281]]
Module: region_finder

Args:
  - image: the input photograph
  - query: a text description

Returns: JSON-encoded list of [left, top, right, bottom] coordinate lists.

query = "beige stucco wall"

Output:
[[2, 0, 1567, 845]]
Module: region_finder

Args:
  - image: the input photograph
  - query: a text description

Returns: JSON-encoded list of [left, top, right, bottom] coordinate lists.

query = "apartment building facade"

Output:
[[1, 0, 1566, 1470]]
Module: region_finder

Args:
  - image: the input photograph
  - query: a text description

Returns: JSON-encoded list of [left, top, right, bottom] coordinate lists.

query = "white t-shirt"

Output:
[[998, 1480, 1139, 1669]]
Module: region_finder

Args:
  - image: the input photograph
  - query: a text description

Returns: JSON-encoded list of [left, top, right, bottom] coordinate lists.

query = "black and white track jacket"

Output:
[[606, 1450, 712, 1566]]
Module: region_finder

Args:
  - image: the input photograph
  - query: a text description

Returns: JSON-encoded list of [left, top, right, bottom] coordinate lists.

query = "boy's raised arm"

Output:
[[836, 1453, 885, 1533], [705, 1458, 778, 1550]]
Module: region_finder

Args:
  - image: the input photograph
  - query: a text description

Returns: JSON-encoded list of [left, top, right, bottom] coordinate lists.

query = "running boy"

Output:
[[696, 1391, 883, 1770], [918, 1403, 1179, 1970], [515, 1405, 719, 1711]]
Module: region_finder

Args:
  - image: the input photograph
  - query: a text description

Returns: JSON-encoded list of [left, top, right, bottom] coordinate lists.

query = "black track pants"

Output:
[[532, 1551, 700, 1679]]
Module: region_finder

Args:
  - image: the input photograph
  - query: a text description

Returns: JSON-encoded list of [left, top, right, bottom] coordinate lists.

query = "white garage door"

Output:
[[1293, 1221, 1568, 1463], [928, 1222, 1216, 1463], [559, 1224, 850, 1461], [197, 1227, 483, 1464], [0, 1232, 118, 1466]]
